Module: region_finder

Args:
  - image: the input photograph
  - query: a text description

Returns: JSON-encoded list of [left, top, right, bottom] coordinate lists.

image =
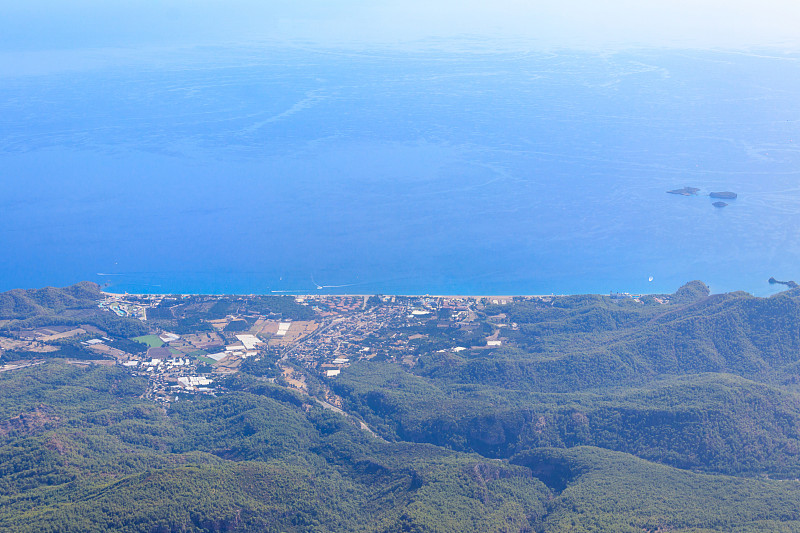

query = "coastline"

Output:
[[94, 271, 794, 299], [98, 280, 795, 299], [103, 291, 571, 298]]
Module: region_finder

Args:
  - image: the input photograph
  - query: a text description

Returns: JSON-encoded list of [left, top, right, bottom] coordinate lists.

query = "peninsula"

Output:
[[769, 277, 799, 289]]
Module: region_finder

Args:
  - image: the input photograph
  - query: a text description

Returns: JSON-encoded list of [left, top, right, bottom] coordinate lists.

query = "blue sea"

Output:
[[2, 44, 800, 296]]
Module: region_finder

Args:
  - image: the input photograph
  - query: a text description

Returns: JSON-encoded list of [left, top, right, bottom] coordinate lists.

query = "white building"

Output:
[[177, 376, 214, 390], [236, 334, 263, 351]]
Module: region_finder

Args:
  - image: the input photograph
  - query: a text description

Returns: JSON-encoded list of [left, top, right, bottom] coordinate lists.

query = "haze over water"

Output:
[[2, 2, 800, 296]]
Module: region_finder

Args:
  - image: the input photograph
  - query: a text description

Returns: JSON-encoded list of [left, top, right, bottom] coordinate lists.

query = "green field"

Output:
[[131, 335, 164, 348], [196, 356, 216, 365]]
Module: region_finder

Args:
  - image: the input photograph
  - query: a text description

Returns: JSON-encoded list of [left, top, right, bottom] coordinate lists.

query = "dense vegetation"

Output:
[[3, 281, 800, 531], [1, 361, 799, 532], [0, 281, 102, 320], [0, 282, 148, 342], [331, 282, 800, 481], [0, 363, 554, 532]]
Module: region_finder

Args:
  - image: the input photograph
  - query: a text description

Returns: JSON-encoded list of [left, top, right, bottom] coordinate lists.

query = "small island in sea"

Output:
[[667, 188, 738, 208], [710, 191, 738, 199], [667, 186, 700, 196], [769, 277, 799, 289]]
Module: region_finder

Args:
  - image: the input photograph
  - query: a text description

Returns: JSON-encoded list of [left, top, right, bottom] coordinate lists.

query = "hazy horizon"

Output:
[[3, 0, 800, 54]]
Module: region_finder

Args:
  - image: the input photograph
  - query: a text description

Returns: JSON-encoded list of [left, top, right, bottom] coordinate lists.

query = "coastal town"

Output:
[[100, 292, 518, 403], [0, 288, 663, 403]]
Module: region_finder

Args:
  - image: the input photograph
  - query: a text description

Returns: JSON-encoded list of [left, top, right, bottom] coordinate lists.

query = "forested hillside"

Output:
[[0, 363, 552, 532], [332, 282, 800, 480], [0, 281, 101, 319], [2, 281, 800, 531], [0, 282, 148, 341], [1, 362, 800, 532]]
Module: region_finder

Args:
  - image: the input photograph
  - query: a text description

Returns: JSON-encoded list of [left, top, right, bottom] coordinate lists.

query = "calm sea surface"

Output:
[[2, 46, 800, 296]]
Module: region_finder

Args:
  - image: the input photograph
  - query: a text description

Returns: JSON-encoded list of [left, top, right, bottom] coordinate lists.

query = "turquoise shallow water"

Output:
[[2, 46, 799, 296]]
